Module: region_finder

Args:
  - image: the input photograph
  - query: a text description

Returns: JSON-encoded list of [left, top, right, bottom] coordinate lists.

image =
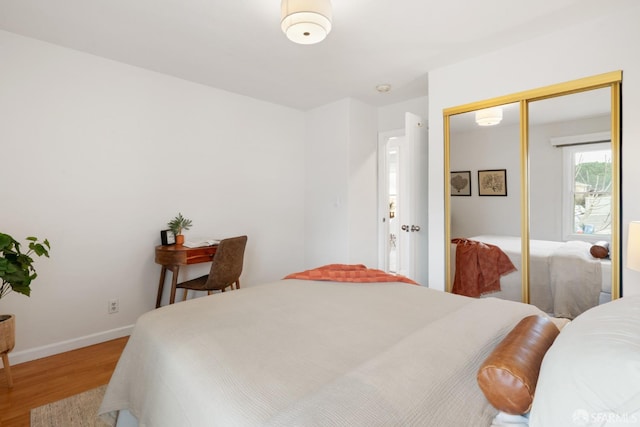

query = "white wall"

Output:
[[304, 100, 350, 266], [304, 99, 378, 268], [450, 121, 521, 238], [347, 100, 378, 265], [0, 30, 306, 363], [427, 5, 640, 295], [377, 96, 428, 132]]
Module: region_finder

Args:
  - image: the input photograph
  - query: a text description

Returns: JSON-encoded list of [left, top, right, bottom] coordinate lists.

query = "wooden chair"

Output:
[[176, 235, 247, 302]]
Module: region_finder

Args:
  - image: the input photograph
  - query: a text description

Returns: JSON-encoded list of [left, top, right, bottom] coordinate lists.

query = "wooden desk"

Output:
[[155, 244, 218, 307]]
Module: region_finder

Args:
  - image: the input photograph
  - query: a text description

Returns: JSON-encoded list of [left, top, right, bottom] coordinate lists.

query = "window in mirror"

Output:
[[563, 142, 612, 240]]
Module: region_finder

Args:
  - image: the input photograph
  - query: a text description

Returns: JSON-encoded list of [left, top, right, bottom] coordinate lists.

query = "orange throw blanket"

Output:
[[451, 238, 517, 297], [284, 264, 419, 285]]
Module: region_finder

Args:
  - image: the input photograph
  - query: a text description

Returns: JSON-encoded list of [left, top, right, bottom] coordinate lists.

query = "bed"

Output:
[[98, 277, 547, 426], [451, 235, 610, 318]]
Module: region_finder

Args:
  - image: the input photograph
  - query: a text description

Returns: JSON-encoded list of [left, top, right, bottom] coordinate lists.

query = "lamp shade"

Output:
[[281, 0, 332, 45], [475, 107, 503, 126], [627, 221, 640, 271]]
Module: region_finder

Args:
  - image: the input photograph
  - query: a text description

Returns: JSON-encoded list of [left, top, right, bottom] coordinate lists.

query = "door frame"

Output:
[[377, 128, 404, 272]]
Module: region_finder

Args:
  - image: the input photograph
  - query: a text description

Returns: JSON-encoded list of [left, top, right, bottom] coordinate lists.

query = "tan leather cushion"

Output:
[[477, 315, 560, 414]]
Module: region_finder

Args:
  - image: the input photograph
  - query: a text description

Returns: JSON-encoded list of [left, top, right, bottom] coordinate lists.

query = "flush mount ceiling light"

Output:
[[376, 84, 392, 93], [281, 0, 332, 45], [475, 107, 503, 126]]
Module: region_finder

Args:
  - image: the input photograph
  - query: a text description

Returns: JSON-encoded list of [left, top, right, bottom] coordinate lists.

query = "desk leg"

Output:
[[169, 266, 180, 305], [156, 266, 168, 308]]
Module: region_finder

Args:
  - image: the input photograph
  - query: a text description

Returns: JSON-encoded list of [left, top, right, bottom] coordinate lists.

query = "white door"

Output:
[[378, 113, 428, 284]]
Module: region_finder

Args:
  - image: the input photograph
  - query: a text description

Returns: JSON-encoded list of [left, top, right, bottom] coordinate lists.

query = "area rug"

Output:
[[30, 385, 116, 427]]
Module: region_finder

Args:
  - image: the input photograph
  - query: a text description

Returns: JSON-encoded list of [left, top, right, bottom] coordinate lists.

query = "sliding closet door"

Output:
[[447, 102, 523, 302], [528, 87, 615, 314]]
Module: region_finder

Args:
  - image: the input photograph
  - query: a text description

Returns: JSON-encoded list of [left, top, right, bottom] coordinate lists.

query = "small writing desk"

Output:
[[155, 244, 218, 307]]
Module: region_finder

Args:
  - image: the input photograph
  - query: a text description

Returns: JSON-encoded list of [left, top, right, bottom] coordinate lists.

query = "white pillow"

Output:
[[529, 296, 640, 426]]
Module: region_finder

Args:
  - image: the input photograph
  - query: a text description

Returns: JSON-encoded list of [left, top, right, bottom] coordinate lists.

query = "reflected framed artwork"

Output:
[[478, 169, 507, 196], [450, 171, 471, 196]]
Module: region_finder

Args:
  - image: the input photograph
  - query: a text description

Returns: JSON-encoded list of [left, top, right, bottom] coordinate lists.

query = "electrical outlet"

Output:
[[108, 298, 119, 314]]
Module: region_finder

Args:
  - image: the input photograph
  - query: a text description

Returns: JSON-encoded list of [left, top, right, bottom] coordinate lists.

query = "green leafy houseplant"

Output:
[[167, 213, 192, 237], [0, 233, 51, 298]]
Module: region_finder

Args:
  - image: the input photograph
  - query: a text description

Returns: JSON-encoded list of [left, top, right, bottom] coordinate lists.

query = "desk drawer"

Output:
[[155, 251, 186, 266], [186, 246, 217, 264]]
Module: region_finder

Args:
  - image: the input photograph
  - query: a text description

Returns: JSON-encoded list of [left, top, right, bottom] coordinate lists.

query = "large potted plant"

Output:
[[167, 213, 192, 246], [0, 233, 50, 386]]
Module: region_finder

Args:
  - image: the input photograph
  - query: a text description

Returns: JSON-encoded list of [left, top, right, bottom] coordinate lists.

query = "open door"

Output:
[[378, 113, 428, 285]]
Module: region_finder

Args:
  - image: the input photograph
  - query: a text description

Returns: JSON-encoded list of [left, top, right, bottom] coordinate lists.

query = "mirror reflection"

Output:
[[445, 73, 620, 320], [528, 87, 613, 318], [449, 102, 524, 302]]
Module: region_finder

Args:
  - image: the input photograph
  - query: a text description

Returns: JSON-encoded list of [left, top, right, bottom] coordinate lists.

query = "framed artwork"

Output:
[[160, 229, 176, 246], [478, 169, 507, 196], [450, 171, 471, 196]]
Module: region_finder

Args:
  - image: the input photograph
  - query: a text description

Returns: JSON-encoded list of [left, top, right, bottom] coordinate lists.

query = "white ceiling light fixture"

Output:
[[475, 107, 503, 126], [281, 0, 332, 45]]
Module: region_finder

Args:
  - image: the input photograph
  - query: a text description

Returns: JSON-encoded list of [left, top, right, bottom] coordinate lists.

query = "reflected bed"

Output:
[[451, 235, 610, 317]]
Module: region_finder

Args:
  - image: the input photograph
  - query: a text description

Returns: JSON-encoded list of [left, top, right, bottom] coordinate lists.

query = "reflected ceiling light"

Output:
[[281, 0, 332, 45], [475, 107, 503, 126]]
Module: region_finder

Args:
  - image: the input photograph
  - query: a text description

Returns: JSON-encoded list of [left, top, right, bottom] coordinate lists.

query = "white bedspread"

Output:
[[549, 241, 601, 319], [455, 236, 604, 317], [99, 280, 544, 427]]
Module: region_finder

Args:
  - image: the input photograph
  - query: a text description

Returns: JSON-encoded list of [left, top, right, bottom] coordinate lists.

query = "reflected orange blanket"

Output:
[[284, 264, 419, 285], [451, 238, 517, 297]]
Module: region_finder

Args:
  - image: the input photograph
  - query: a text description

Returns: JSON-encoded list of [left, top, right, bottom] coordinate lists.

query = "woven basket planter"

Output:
[[0, 315, 15, 354]]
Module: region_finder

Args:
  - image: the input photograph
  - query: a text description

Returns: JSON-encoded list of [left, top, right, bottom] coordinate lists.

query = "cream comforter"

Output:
[[99, 279, 544, 427], [455, 236, 603, 317]]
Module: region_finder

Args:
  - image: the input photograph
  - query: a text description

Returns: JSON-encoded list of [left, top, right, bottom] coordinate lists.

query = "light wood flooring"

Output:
[[0, 337, 128, 427]]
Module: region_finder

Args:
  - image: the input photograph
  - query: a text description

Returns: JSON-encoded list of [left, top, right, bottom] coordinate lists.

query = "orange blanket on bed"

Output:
[[451, 238, 517, 297], [284, 264, 419, 285]]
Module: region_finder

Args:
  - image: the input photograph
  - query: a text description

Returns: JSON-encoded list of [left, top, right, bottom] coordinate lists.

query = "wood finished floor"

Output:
[[0, 337, 128, 427]]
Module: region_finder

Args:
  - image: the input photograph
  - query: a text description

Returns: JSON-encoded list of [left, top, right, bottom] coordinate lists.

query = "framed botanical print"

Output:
[[450, 171, 471, 196], [478, 169, 507, 196]]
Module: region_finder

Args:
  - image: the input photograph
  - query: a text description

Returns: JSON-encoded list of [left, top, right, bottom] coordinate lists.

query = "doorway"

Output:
[[377, 113, 428, 284]]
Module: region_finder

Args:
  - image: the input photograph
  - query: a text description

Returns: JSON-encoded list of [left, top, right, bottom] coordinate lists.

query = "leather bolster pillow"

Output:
[[590, 241, 610, 259], [477, 315, 560, 415]]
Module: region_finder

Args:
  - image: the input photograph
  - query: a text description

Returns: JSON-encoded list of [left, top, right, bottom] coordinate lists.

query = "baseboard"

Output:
[[8, 325, 134, 365]]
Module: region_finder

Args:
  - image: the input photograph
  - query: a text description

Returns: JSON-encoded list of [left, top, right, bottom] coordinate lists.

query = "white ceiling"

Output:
[[0, 0, 635, 110]]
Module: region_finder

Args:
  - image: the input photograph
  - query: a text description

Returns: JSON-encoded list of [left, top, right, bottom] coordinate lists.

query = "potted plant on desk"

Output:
[[0, 233, 50, 387], [168, 213, 192, 246]]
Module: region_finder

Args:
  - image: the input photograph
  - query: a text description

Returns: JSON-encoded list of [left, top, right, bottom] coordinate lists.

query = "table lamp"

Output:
[[627, 221, 640, 271]]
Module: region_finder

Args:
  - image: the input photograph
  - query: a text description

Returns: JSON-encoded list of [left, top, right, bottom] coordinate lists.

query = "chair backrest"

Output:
[[205, 235, 248, 291]]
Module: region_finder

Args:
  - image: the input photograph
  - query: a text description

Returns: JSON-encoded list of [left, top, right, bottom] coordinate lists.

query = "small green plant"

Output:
[[0, 233, 51, 298], [167, 213, 193, 236]]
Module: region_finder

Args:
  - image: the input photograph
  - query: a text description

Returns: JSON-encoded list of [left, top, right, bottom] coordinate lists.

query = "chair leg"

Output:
[[235, 279, 241, 290], [1, 352, 13, 388], [182, 289, 188, 302]]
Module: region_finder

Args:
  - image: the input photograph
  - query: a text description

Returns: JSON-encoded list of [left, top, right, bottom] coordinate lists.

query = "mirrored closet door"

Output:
[[444, 71, 622, 318], [448, 102, 523, 302]]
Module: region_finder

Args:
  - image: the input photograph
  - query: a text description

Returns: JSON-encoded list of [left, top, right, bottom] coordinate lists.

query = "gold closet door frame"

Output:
[[444, 70, 622, 303]]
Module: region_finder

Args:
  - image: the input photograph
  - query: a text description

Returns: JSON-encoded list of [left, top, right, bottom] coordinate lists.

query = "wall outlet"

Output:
[[108, 298, 119, 314]]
